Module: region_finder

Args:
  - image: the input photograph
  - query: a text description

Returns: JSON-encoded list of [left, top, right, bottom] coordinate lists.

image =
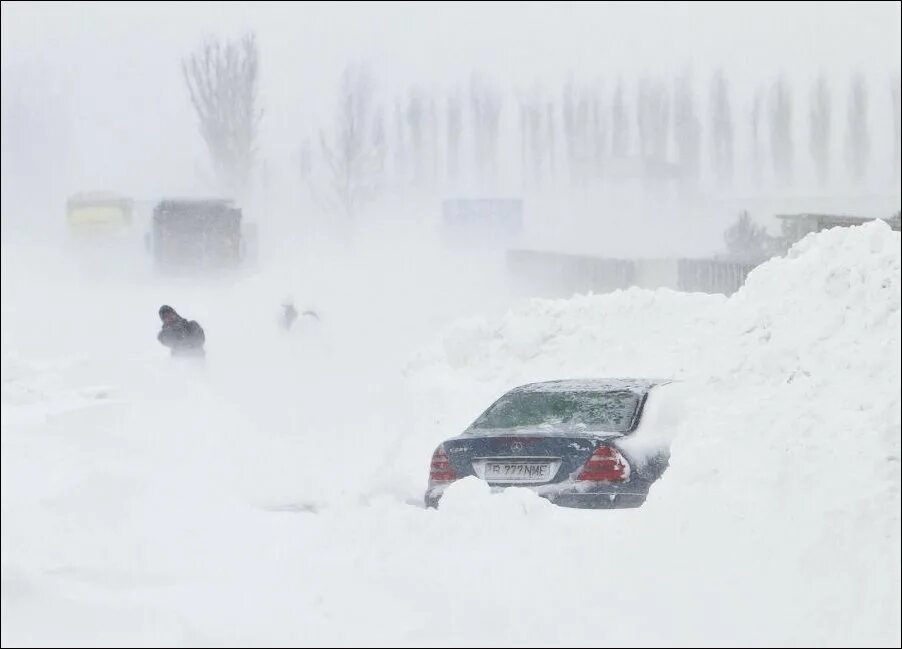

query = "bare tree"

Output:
[[750, 88, 764, 187], [637, 77, 669, 161], [406, 88, 425, 185], [636, 78, 651, 159], [563, 79, 590, 184], [546, 100, 557, 180], [709, 69, 734, 187], [392, 99, 407, 183], [1, 61, 74, 217], [317, 63, 381, 220], [611, 78, 629, 158], [769, 76, 793, 187], [562, 80, 576, 182], [427, 97, 440, 184], [808, 75, 831, 187], [845, 72, 870, 183], [590, 88, 607, 180], [673, 68, 701, 190], [296, 137, 313, 183], [446, 90, 463, 181], [372, 106, 387, 176], [637, 77, 670, 188], [182, 33, 262, 198], [518, 86, 548, 184], [893, 76, 901, 176], [534, 97, 548, 183], [470, 74, 502, 183], [518, 94, 529, 182]]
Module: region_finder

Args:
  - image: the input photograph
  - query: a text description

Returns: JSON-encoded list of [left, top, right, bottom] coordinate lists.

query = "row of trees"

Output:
[[181, 33, 902, 217], [182, 33, 262, 200]]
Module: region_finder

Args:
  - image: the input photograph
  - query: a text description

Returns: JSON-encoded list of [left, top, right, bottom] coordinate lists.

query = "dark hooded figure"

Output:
[[158, 305, 205, 357]]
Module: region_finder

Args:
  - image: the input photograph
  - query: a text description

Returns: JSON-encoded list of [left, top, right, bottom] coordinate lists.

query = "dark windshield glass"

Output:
[[471, 390, 642, 432]]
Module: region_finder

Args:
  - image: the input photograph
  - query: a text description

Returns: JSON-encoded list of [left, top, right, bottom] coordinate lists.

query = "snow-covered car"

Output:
[[425, 378, 675, 509]]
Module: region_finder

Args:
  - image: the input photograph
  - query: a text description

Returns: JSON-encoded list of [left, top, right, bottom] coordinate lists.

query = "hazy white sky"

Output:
[[2, 1, 900, 204]]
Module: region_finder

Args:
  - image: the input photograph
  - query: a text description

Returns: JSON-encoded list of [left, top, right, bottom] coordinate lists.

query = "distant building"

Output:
[[775, 212, 901, 248], [506, 210, 901, 300], [506, 249, 756, 298]]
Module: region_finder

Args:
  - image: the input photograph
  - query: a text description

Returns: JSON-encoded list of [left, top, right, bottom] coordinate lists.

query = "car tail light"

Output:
[[577, 444, 630, 482], [429, 445, 457, 483]]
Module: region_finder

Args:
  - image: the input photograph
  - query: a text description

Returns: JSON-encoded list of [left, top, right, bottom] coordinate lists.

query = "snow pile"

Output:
[[404, 220, 901, 645], [662, 220, 901, 645], [670, 219, 900, 516]]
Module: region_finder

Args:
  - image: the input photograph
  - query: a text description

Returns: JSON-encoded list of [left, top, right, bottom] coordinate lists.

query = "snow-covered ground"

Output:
[[2, 221, 899, 647]]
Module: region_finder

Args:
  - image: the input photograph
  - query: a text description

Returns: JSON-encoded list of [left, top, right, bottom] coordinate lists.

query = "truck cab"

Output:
[[66, 192, 133, 236]]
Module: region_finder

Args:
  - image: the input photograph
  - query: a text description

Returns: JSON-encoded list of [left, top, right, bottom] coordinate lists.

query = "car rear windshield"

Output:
[[471, 390, 642, 432]]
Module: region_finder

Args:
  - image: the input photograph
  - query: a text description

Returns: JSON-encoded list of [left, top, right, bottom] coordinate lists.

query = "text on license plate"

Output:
[[484, 462, 551, 483]]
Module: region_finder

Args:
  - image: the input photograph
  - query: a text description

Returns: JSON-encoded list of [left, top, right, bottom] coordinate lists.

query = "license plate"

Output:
[[483, 461, 551, 483]]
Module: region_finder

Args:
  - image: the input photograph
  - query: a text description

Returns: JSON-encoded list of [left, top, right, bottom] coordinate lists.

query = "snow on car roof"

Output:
[[509, 378, 671, 394]]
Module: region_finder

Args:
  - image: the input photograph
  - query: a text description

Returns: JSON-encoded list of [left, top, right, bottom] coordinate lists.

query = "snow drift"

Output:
[[2, 221, 899, 647]]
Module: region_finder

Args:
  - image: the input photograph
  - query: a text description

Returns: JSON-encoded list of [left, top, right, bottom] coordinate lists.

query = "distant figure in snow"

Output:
[[280, 300, 319, 331], [157, 305, 205, 357], [280, 301, 299, 331]]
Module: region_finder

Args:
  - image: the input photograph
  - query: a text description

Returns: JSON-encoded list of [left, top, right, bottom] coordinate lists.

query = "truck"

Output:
[[66, 192, 134, 236], [146, 198, 255, 272]]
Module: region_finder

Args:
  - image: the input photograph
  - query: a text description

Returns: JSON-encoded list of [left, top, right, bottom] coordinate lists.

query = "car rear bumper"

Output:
[[425, 481, 649, 510]]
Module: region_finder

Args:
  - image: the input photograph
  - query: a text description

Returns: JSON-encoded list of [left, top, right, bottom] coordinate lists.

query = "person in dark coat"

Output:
[[157, 305, 205, 357]]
